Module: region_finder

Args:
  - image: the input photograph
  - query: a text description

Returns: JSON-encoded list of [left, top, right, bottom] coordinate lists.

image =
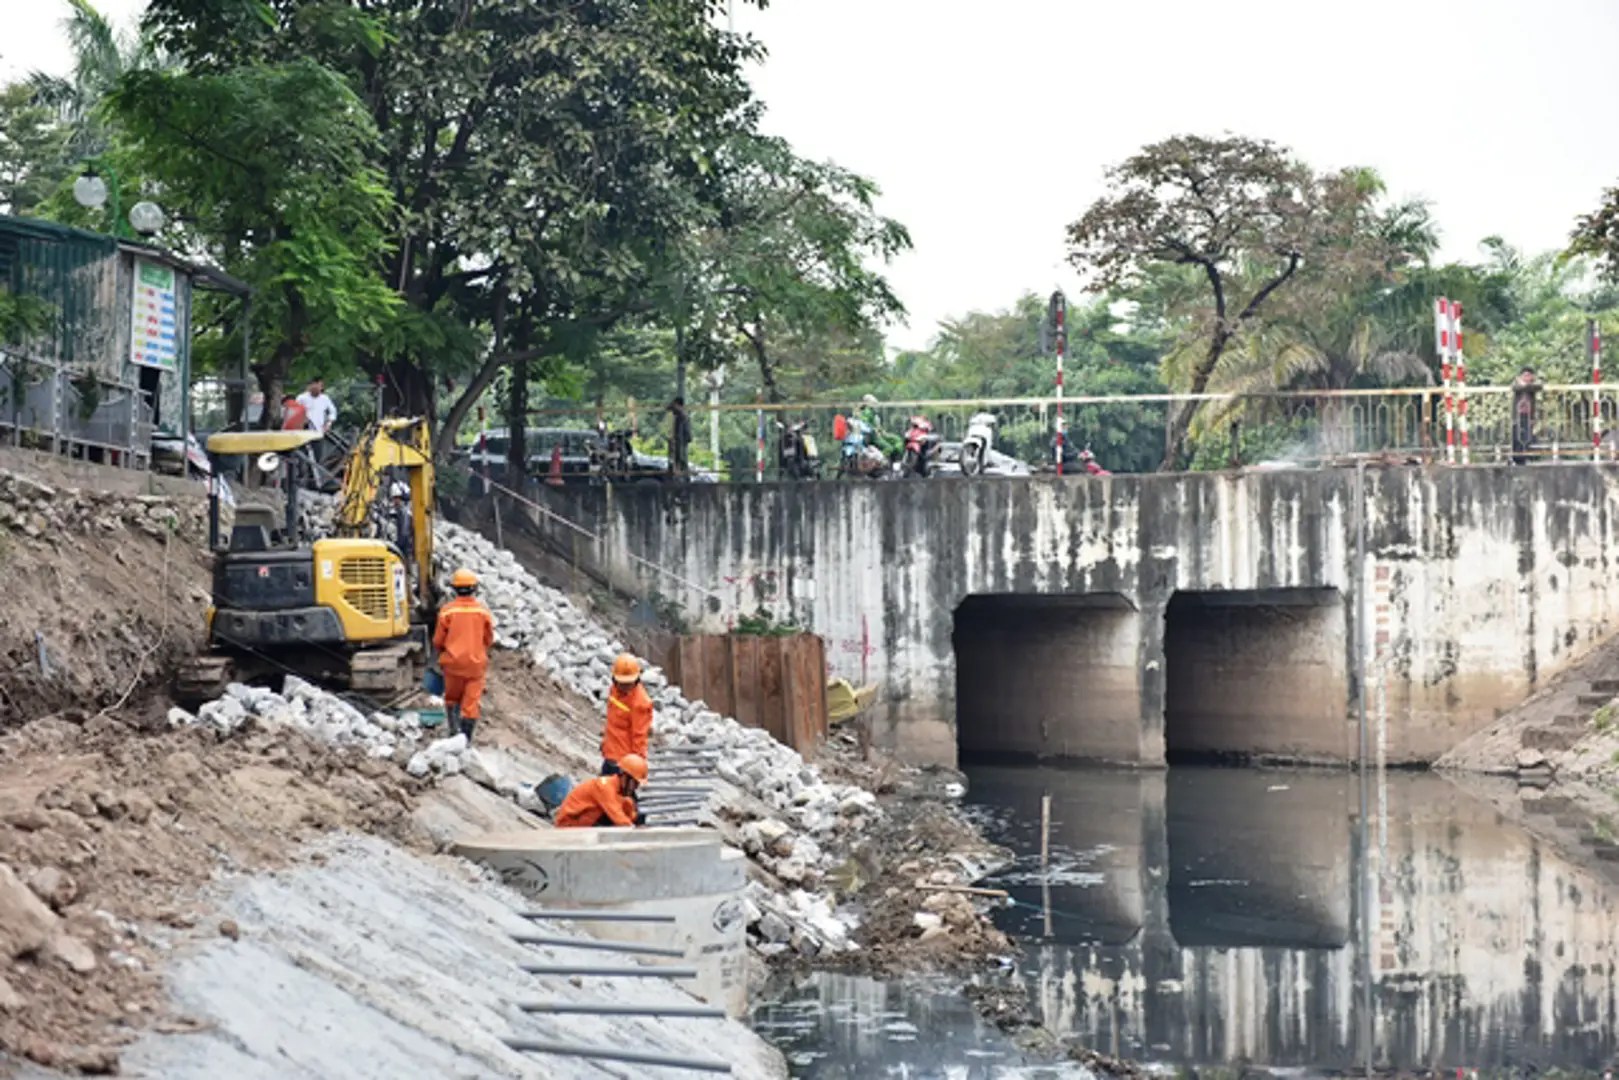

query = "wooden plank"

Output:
[[759, 637, 787, 745], [785, 635, 826, 759], [733, 635, 759, 732], [703, 634, 732, 718]]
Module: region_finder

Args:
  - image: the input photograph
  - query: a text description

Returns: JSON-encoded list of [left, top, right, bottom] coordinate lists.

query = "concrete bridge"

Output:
[[528, 464, 1619, 767]]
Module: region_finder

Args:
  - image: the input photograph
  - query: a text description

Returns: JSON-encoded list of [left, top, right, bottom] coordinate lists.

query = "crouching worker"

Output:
[[433, 568, 495, 743], [555, 754, 648, 828]]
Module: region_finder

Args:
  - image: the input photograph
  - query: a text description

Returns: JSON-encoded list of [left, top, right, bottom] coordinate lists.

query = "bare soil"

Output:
[[0, 474, 213, 724]]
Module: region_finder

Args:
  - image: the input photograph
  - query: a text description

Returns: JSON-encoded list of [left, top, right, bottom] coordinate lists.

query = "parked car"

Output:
[[933, 441, 1032, 478], [459, 427, 717, 485]]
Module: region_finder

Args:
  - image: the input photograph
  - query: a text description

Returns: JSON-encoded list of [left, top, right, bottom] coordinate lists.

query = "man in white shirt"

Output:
[[295, 378, 338, 433]]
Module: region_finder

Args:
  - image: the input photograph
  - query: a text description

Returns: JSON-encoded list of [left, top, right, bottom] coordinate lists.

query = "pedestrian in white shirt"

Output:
[[296, 378, 338, 433]]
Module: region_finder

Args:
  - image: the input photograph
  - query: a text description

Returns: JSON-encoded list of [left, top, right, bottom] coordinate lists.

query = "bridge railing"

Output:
[[499, 384, 1616, 479]]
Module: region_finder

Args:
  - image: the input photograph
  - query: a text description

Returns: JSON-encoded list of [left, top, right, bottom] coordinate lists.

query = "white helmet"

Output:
[[389, 480, 409, 500], [862, 394, 878, 406]]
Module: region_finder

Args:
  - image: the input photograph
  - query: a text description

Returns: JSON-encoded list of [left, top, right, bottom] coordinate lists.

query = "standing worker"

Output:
[[601, 654, 653, 775], [433, 568, 494, 743], [554, 754, 648, 828]]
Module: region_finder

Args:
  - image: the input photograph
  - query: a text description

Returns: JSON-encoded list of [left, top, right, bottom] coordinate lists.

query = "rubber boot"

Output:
[[445, 703, 461, 737], [460, 714, 477, 744]]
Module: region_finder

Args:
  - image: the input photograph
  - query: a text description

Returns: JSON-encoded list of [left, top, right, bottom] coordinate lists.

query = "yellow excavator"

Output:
[[176, 417, 438, 706]]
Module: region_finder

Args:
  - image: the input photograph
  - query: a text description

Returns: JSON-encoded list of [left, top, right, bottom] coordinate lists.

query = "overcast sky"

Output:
[[11, 0, 1619, 351]]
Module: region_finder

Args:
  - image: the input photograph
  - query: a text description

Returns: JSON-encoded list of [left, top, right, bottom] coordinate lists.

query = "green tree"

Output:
[[107, 60, 400, 415], [1067, 135, 1396, 470], [665, 134, 911, 403], [142, 0, 765, 458], [0, 85, 70, 215]]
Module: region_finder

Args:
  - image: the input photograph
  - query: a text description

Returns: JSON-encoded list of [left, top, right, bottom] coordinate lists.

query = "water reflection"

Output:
[[752, 972, 1089, 1079], [965, 765, 1619, 1071]]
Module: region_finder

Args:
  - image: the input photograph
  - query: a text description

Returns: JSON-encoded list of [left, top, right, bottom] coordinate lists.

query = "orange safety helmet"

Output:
[[451, 568, 479, 592], [617, 753, 648, 783], [612, 654, 642, 685]]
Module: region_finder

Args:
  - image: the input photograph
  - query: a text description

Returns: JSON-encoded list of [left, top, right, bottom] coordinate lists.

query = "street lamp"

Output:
[[128, 201, 165, 236], [70, 163, 148, 240], [71, 173, 108, 210]]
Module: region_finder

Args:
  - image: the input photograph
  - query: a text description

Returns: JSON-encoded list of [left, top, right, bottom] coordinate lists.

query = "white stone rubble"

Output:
[[172, 496, 875, 958], [432, 520, 877, 955]]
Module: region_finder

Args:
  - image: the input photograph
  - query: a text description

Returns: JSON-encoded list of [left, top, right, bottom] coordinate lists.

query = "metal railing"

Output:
[[1, 350, 153, 468], [485, 385, 1619, 479]]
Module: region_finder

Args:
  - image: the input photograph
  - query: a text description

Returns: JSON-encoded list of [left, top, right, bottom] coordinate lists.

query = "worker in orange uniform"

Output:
[[555, 754, 648, 828], [432, 568, 495, 743], [601, 654, 654, 776]]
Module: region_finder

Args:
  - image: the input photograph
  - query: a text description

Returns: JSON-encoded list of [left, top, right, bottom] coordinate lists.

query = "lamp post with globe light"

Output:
[[71, 163, 165, 240]]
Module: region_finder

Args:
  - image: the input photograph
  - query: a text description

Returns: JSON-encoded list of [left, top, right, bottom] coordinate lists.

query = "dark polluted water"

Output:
[[751, 763, 1619, 1077]]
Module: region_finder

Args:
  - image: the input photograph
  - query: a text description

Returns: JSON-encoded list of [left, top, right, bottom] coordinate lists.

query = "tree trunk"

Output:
[[376, 358, 435, 420], [434, 345, 551, 460], [506, 347, 529, 487], [746, 325, 782, 404], [1159, 327, 1232, 471]]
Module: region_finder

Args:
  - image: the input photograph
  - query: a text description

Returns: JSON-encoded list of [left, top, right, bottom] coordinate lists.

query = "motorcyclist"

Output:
[[856, 394, 903, 459], [1079, 448, 1110, 476]]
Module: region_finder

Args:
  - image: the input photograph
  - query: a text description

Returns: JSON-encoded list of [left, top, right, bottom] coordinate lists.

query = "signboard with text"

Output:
[[130, 258, 178, 371]]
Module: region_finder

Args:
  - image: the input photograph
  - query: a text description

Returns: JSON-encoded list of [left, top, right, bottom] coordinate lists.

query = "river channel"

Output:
[[753, 763, 1619, 1077]]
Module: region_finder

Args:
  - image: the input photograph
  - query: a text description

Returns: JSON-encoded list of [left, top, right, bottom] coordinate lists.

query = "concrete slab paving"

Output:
[[114, 833, 784, 1079]]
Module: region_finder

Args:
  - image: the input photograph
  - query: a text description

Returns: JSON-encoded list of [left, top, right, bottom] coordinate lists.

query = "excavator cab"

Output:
[[176, 423, 433, 706]]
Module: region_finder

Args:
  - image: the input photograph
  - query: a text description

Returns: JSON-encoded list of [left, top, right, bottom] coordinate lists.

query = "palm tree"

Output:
[[26, 0, 165, 160]]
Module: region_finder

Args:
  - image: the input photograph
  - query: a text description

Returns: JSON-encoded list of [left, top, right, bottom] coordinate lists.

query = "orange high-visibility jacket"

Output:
[[601, 682, 653, 762], [554, 775, 639, 828], [433, 595, 494, 677]]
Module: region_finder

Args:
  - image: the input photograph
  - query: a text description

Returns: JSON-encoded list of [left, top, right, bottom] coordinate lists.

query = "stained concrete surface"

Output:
[[537, 465, 1619, 767], [111, 833, 785, 1079]]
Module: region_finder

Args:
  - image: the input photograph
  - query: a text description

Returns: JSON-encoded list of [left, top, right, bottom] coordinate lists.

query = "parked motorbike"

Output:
[[1049, 436, 1110, 476], [837, 418, 891, 479], [777, 419, 821, 480], [900, 415, 942, 478], [960, 412, 998, 477], [590, 428, 637, 483]]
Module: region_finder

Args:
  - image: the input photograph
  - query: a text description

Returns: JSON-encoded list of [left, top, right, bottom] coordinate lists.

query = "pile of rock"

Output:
[[168, 677, 490, 784], [0, 470, 205, 542], [433, 521, 877, 954]]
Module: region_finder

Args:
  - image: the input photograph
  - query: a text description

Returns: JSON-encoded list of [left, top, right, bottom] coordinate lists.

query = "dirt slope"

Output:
[[0, 470, 212, 724]]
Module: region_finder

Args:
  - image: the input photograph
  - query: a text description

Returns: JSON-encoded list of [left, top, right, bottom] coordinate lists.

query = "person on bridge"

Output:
[[1511, 365, 1543, 465], [555, 753, 648, 828], [601, 654, 654, 775], [433, 568, 495, 743]]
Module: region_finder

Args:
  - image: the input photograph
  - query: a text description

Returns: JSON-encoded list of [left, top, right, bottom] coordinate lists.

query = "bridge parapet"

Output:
[[526, 463, 1619, 766]]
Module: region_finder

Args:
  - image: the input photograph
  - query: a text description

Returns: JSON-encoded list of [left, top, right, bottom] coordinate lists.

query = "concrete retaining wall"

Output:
[[527, 464, 1619, 767]]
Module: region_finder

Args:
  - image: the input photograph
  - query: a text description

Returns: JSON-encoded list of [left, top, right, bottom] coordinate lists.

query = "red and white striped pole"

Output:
[[1455, 301, 1469, 464], [1436, 298, 1454, 464], [1591, 319, 1604, 459], [1051, 290, 1067, 476]]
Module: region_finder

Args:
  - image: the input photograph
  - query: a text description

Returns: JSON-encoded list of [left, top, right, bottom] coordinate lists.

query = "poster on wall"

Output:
[[130, 258, 178, 371]]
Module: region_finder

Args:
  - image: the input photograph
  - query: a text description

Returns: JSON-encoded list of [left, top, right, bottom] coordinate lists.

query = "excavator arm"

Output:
[[334, 417, 437, 613]]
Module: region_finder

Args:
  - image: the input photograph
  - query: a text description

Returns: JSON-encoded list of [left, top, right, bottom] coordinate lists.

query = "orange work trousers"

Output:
[[443, 671, 486, 720]]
